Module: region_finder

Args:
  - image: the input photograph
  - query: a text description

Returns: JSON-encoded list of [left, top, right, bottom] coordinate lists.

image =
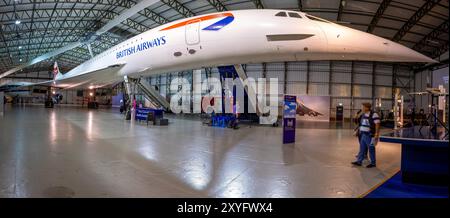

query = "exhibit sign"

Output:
[[135, 107, 164, 121], [295, 95, 330, 121], [283, 95, 297, 144]]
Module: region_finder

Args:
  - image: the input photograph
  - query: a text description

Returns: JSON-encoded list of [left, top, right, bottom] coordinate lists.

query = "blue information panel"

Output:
[[135, 108, 164, 121], [283, 95, 297, 144]]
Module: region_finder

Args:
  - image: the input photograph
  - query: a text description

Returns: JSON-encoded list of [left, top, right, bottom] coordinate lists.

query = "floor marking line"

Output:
[[358, 169, 400, 198]]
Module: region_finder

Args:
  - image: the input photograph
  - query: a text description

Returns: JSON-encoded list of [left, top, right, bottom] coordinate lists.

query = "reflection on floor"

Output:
[[296, 120, 354, 129], [0, 105, 401, 197]]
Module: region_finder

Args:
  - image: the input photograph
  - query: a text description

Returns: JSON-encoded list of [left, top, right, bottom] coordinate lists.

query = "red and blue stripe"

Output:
[[160, 12, 234, 31]]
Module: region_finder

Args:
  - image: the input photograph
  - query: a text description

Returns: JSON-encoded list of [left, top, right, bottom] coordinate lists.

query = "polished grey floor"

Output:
[[0, 105, 401, 198]]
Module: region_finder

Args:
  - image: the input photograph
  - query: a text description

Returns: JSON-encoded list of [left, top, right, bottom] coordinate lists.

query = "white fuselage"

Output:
[[56, 9, 435, 87]]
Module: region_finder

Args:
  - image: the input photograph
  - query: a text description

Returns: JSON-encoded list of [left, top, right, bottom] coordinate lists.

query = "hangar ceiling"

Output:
[[0, 0, 448, 79]]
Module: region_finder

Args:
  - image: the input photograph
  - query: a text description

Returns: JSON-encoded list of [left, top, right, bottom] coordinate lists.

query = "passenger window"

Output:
[[275, 12, 287, 17], [288, 12, 302, 18]]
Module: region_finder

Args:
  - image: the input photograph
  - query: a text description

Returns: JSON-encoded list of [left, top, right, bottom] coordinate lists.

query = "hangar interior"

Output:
[[0, 0, 448, 198], [1, 0, 448, 118]]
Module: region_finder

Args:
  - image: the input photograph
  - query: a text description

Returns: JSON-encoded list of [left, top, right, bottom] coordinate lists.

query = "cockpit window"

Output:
[[305, 14, 331, 23], [275, 12, 287, 17], [288, 12, 302, 18]]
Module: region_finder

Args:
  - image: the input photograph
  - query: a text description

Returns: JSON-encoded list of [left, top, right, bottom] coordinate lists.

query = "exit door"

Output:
[[185, 19, 200, 45]]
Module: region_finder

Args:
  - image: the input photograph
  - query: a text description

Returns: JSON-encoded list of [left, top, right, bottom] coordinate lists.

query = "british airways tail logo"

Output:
[[160, 12, 234, 31]]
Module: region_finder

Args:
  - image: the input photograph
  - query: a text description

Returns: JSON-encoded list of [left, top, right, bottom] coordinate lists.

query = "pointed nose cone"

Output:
[[386, 41, 438, 63], [318, 22, 438, 63]]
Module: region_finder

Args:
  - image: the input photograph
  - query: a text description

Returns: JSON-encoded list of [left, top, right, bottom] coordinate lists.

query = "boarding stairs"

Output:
[[123, 76, 169, 111]]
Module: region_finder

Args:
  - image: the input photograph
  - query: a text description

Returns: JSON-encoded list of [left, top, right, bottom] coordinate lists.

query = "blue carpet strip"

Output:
[[364, 172, 448, 198]]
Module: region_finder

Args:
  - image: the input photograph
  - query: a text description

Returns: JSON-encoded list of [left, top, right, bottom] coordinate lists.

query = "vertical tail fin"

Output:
[[53, 61, 60, 80]]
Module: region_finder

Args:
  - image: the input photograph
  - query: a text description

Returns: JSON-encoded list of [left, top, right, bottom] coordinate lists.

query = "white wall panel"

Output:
[[354, 73, 373, 85], [353, 62, 373, 74], [353, 85, 372, 98], [287, 62, 307, 72], [246, 64, 263, 72], [309, 61, 330, 83], [375, 87, 392, 98], [331, 84, 351, 97], [266, 62, 284, 71], [331, 72, 351, 83], [375, 75, 392, 86], [308, 84, 329, 96], [375, 64, 393, 75], [247, 71, 262, 79], [310, 61, 330, 72], [286, 70, 307, 82], [286, 82, 307, 95], [309, 71, 329, 83], [244, 64, 263, 80], [331, 61, 352, 73]]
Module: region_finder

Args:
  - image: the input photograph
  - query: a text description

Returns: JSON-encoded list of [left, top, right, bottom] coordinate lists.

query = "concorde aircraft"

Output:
[[0, 9, 437, 91], [296, 100, 324, 117]]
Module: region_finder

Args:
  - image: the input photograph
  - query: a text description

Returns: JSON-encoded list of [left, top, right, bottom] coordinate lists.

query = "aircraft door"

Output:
[[185, 19, 201, 45]]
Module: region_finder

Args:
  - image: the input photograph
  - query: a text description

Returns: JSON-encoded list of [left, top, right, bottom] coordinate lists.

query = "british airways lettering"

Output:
[[116, 36, 167, 59]]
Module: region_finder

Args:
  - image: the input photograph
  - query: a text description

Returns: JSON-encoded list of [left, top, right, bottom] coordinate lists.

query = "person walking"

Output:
[[352, 102, 381, 168], [119, 99, 124, 113], [353, 109, 368, 160]]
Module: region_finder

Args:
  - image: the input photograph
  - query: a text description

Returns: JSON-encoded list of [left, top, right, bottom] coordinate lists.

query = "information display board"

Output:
[[283, 95, 297, 144], [135, 107, 164, 121]]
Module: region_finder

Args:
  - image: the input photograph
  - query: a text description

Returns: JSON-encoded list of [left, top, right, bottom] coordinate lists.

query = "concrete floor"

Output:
[[0, 105, 401, 198]]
